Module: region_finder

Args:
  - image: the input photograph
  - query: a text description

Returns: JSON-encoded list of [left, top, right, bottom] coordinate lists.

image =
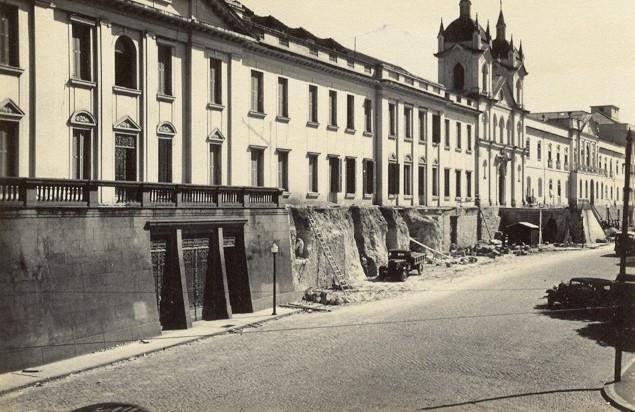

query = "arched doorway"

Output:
[[590, 179, 595, 205]]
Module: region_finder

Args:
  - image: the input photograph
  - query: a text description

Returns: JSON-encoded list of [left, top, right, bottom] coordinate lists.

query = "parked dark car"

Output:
[[379, 250, 425, 282], [545, 277, 614, 308], [614, 231, 635, 256]]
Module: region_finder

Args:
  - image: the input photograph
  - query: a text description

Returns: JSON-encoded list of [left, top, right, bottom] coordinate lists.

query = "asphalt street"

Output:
[[1, 246, 630, 411]]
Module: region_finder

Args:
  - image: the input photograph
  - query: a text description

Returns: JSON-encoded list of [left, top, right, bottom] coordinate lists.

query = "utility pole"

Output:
[[614, 128, 632, 382]]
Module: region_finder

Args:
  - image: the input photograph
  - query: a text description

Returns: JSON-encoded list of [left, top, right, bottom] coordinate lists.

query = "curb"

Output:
[[0, 310, 301, 397], [602, 357, 635, 412]]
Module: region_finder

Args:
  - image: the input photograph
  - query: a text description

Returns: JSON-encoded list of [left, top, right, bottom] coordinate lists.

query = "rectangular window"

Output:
[[347, 58, 354, 68], [364, 99, 372, 133], [345, 158, 355, 194], [308, 155, 319, 192], [157, 45, 172, 96], [346, 94, 355, 130], [444, 119, 451, 148], [444, 168, 451, 198], [309, 46, 318, 57], [432, 166, 439, 197], [456, 122, 462, 149], [329, 90, 338, 127], [250, 70, 264, 113], [329, 157, 342, 193], [114, 134, 137, 182], [72, 129, 92, 179], [404, 107, 413, 139], [455, 170, 461, 197], [537, 142, 542, 161], [0, 122, 17, 177], [363, 159, 374, 195], [432, 114, 441, 144], [467, 125, 472, 151], [210, 58, 222, 105], [250, 149, 264, 187], [418, 165, 426, 200], [419, 111, 427, 142], [466, 171, 472, 198], [277, 151, 288, 191], [308, 85, 318, 123], [277, 77, 288, 118], [329, 53, 337, 63], [209, 144, 221, 185], [403, 164, 412, 196], [71, 23, 92, 81], [158, 137, 172, 183], [279, 36, 289, 47], [389, 103, 397, 136], [0, 4, 18, 67], [388, 162, 399, 196]]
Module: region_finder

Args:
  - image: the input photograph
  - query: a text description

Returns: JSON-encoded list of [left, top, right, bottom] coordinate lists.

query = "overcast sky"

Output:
[[240, 0, 635, 124]]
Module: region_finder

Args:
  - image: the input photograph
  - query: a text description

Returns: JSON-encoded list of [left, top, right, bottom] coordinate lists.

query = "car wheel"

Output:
[[400, 271, 408, 282]]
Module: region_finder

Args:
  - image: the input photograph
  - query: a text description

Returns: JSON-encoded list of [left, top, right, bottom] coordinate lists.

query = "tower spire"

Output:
[[496, 1, 506, 40], [438, 19, 445, 36], [460, 0, 471, 19]]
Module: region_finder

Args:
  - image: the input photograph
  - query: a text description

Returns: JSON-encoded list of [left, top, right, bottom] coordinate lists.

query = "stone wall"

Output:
[[0, 207, 292, 373], [499, 207, 585, 243]]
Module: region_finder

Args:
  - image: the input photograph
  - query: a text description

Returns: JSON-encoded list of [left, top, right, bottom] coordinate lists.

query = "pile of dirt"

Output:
[[290, 207, 366, 290], [379, 207, 410, 250], [399, 209, 443, 252], [350, 206, 389, 277]]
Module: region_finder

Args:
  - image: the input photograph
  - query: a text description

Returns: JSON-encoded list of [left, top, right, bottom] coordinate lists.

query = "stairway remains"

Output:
[[306, 213, 351, 292]]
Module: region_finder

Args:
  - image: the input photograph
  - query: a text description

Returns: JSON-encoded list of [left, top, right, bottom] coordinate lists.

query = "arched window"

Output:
[[537, 141, 542, 161], [517, 165, 521, 182], [538, 178, 543, 198], [506, 119, 512, 145], [549, 179, 553, 197], [482, 65, 489, 93], [611, 186, 614, 200], [115, 36, 137, 89], [499, 117, 505, 144], [585, 181, 588, 198], [454, 63, 465, 90], [586, 143, 590, 166], [526, 176, 532, 197], [526, 138, 531, 158], [517, 122, 522, 147], [557, 180, 561, 197], [453, 63, 465, 91], [492, 115, 497, 142], [580, 181, 583, 197], [482, 160, 487, 180]]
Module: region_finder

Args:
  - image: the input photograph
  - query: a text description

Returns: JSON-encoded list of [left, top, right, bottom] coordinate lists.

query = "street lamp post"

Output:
[[271, 242, 279, 315], [539, 202, 544, 247]]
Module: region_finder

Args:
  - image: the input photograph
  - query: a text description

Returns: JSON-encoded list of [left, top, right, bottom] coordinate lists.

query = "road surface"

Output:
[[1, 246, 630, 411]]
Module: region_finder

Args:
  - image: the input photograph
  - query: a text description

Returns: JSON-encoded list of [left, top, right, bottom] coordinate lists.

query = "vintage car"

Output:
[[545, 277, 614, 308], [614, 231, 635, 256], [379, 250, 425, 282]]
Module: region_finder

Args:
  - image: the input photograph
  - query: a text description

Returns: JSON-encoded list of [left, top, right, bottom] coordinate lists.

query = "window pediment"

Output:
[[157, 121, 176, 136], [114, 115, 141, 132], [0, 98, 25, 121], [207, 128, 225, 143], [69, 110, 96, 127]]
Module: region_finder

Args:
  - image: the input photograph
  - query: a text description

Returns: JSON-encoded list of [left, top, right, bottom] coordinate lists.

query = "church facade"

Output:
[[0, 0, 631, 212]]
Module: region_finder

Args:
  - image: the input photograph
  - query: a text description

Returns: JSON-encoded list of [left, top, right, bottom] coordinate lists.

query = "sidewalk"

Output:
[[0, 306, 300, 396], [603, 357, 635, 411]]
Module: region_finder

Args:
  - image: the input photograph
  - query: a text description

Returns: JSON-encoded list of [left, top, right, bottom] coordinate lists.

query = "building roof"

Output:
[[443, 16, 490, 43]]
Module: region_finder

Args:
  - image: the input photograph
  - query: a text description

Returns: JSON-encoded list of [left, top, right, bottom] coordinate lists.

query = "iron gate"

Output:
[[183, 237, 209, 321], [150, 239, 167, 312]]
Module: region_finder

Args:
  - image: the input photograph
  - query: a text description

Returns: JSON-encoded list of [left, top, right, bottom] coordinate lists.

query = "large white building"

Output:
[[0, 0, 632, 215]]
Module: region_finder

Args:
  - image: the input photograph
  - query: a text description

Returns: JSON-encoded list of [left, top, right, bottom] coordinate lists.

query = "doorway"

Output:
[[498, 163, 507, 206]]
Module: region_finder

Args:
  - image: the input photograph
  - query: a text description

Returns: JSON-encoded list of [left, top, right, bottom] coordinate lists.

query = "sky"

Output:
[[240, 0, 635, 123]]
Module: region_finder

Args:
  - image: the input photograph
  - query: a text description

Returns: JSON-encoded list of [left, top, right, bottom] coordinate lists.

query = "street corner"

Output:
[[603, 357, 635, 412]]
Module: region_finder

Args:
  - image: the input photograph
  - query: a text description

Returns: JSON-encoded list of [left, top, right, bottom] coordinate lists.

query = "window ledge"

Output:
[[432, 196, 439, 201], [306, 192, 320, 199], [69, 78, 96, 89], [157, 93, 176, 103], [248, 111, 267, 119], [388, 194, 397, 200], [455, 197, 463, 202], [345, 128, 356, 135], [327, 124, 339, 131], [276, 116, 290, 123], [388, 135, 397, 140], [466, 149, 473, 154], [306, 121, 320, 129], [0, 64, 24, 77], [207, 102, 225, 111], [455, 148, 462, 153], [418, 139, 427, 145], [282, 191, 291, 199], [363, 131, 373, 138], [113, 85, 142, 96], [363, 193, 373, 200], [405, 137, 413, 142], [444, 146, 451, 151], [444, 197, 451, 201], [465, 197, 473, 202], [432, 142, 440, 147], [345, 193, 355, 199], [404, 195, 413, 200]]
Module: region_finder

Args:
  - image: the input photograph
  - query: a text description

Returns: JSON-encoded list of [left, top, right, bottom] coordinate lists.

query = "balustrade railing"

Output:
[[0, 178, 282, 209]]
